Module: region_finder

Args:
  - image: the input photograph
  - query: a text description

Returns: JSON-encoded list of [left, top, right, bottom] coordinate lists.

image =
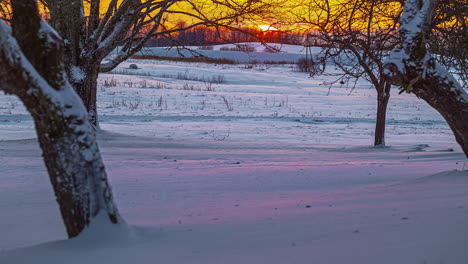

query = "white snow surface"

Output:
[[132, 42, 318, 63], [1, 45, 467, 264]]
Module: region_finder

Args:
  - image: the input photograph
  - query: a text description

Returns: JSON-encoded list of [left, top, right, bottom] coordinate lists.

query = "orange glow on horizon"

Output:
[[258, 25, 278, 31]]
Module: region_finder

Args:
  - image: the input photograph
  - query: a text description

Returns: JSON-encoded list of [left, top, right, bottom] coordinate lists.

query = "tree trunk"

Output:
[[384, 71, 468, 157], [46, 0, 102, 127], [46, 0, 83, 73], [383, 0, 468, 158], [408, 78, 468, 157], [27, 98, 120, 238], [374, 82, 391, 146], [0, 0, 122, 238], [73, 65, 100, 128]]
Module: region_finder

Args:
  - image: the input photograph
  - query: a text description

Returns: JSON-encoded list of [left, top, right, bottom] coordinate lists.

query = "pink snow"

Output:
[[0, 40, 467, 263]]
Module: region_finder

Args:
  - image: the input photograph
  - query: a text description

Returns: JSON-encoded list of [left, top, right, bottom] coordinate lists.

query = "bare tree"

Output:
[[383, 0, 468, 158], [0, 0, 121, 238], [292, 0, 402, 146], [30, 0, 281, 127]]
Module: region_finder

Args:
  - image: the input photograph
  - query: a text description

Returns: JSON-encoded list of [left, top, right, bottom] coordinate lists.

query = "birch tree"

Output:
[[34, 0, 280, 127], [0, 0, 121, 238], [383, 0, 468, 158]]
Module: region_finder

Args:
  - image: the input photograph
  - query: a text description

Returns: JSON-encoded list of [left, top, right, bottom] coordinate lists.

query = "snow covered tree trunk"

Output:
[[72, 65, 100, 128], [374, 82, 391, 146], [0, 0, 121, 237], [46, 0, 101, 128], [383, 0, 468, 158], [31, 100, 119, 237]]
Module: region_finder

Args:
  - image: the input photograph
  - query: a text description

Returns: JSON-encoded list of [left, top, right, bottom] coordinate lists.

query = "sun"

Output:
[[258, 25, 278, 31]]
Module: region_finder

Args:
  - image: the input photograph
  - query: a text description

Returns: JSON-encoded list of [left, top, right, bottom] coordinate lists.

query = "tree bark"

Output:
[[374, 82, 391, 146], [46, 0, 102, 127], [73, 64, 100, 128], [383, 0, 468, 158], [410, 77, 468, 156], [27, 97, 119, 237], [46, 0, 84, 74], [0, 0, 122, 238]]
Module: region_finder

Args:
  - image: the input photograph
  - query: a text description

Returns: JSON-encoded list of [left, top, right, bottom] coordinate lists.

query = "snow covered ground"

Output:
[[132, 42, 316, 63], [0, 45, 467, 263]]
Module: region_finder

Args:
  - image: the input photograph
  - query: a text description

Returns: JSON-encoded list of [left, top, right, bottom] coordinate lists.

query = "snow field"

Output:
[[0, 45, 467, 263]]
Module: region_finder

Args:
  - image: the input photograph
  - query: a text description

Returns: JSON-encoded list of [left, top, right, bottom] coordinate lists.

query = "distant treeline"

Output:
[[143, 24, 324, 47]]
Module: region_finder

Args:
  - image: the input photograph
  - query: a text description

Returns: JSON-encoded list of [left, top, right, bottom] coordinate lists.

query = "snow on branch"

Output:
[[0, 20, 93, 135], [384, 0, 437, 76], [383, 0, 467, 101]]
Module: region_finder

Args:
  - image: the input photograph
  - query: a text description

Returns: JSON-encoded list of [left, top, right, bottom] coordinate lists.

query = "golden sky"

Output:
[[39, 0, 403, 32]]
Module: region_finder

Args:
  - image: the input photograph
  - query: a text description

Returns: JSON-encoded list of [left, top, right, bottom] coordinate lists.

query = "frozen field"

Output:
[[0, 46, 467, 264]]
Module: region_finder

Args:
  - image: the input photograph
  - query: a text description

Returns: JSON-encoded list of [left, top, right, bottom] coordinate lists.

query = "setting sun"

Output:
[[258, 25, 278, 31]]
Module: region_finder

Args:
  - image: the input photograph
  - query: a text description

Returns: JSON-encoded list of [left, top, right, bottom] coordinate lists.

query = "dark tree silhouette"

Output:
[[292, 0, 402, 146]]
